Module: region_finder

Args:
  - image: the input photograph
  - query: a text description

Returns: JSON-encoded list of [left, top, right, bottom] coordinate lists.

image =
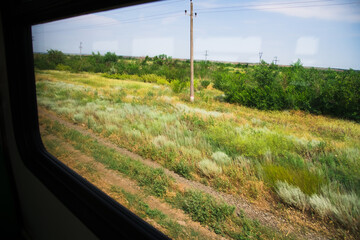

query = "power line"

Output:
[[196, 0, 337, 11], [32, 12, 183, 34], [197, 1, 359, 14], [104, 0, 184, 14], [32, 0, 359, 34]]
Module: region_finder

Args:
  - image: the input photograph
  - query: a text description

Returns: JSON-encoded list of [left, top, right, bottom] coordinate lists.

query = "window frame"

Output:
[[1, 0, 170, 239]]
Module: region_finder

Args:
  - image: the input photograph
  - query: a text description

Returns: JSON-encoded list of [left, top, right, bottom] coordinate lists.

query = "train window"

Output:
[[31, 0, 360, 239]]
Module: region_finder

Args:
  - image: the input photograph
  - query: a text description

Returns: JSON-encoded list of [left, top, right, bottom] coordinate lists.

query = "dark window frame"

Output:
[[1, 0, 170, 239]]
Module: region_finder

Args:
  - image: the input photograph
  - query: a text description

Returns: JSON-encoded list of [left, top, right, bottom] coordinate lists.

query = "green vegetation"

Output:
[[36, 69, 360, 234], [42, 117, 172, 197], [40, 115, 287, 239], [35, 50, 360, 237], [214, 60, 360, 122], [34, 51, 360, 121], [174, 190, 235, 231], [110, 186, 208, 240]]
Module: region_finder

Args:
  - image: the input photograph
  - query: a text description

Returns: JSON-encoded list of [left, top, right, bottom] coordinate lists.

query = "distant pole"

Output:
[[185, 1, 196, 102], [259, 52, 263, 63], [273, 56, 279, 65], [79, 42, 83, 59], [205, 50, 208, 62]]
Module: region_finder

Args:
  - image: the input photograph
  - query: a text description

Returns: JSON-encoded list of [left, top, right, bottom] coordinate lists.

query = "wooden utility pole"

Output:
[[185, 1, 196, 102]]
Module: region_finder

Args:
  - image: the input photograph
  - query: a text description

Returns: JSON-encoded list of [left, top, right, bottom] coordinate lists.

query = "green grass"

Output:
[[42, 118, 172, 197], [110, 186, 208, 240], [40, 116, 291, 239], [170, 190, 291, 239], [36, 70, 360, 236], [263, 165, 325, 195]]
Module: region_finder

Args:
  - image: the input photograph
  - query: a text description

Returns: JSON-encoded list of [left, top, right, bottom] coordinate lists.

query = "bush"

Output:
[[47, 49, 65, 66], [212, 61, 360, 122], [177, 190, 235, 226], [309, 194, 336, 217], [103, 52, 117, 63], [102, 73, 143, 81], [73, 113, 85, 123], [141, 74, 163, 83], [156, 78, 170, 85], [170, 80, 187, 93], [56, 64, 72, 71], [197, 159, 222, 177], [172, 160, 193, 179], [320, 185, 360, 232], [211, 151, 231, 165], [275, 181, 308, 211], [201, 80, 211, 89], [152, 135, 176, 149]]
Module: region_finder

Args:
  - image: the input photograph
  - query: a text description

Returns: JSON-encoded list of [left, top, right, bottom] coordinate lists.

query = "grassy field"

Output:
[[36, 70, 360, 238]]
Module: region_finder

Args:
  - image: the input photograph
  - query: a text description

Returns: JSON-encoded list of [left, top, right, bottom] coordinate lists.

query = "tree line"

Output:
[[34, 50, 360, 122]]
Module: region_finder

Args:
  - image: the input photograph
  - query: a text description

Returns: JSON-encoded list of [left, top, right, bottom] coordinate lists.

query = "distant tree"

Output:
[[47, 49, 65, 66], [104, 52, 117, 63]]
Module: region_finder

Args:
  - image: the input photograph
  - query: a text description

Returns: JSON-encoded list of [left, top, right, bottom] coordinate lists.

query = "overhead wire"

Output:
[[33, 0, 184, 33], [33, 0, 359, 34], [103, 0, 184, 14], [196, 0, 338, 11], [197, 1, 359, 14]]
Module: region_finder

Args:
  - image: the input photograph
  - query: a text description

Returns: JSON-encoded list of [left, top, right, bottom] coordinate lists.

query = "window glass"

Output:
[[33, 0, 360, 239]]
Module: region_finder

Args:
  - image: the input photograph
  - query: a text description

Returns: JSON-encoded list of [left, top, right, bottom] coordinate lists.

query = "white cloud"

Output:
[[295, 37, 319, 55], [132, 38, 174, 56], [251, 1, 360, 23], [195, 37, 262, 54]]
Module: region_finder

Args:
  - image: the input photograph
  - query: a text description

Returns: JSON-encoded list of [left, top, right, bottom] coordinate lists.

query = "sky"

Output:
[[32, 0, 360, 69]]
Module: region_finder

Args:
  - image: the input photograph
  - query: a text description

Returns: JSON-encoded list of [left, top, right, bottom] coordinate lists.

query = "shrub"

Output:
[[211, 151, 232, 165], [73, 113, 85, 123], [102, 73, 142, 81], [105, 124, 119, 134], [56, 64, 72, 71], [321, 185, 360, 232], [197, 159, 222, 177], [275, 181, 308, 211], [141, 74, 167, 84], [47, 49, 65, 66], [103, 52, 117, 63], [170, 80, 187, 93], [172, 160, 193, 179], [177, 190, 235, 226], [156, 78, 170, 85], [309, 194, 336, 217], [152, 135, 176, 149], [201, 80, 211, 89]]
